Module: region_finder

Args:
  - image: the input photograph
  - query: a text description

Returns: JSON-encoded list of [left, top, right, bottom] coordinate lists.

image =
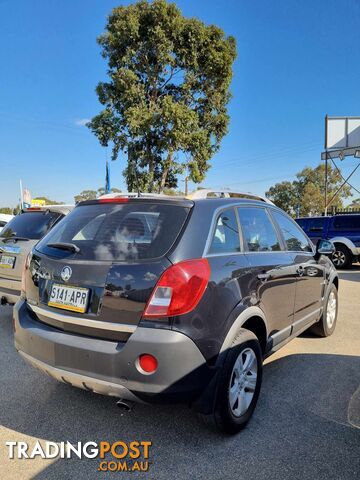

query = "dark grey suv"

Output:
[[14, 191, 339, 434]]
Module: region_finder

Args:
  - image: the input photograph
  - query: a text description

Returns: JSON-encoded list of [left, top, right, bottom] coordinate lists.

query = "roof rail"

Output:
[[97, 192, 170, 200], [186, 189, 274, 205]]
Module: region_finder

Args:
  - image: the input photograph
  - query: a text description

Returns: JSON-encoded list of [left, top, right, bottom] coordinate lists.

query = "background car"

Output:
[[0, 213, 14, 233], [0, 205, 73, 305], [296, 213, 360, 268]]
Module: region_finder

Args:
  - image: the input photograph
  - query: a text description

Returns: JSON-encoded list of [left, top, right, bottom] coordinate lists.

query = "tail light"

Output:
[[143, 258, 210, 318], [21, 252, 32, 298]]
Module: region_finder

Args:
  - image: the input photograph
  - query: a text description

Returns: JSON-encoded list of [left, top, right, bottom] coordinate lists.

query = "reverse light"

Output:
[[143, 258, 210, 318]]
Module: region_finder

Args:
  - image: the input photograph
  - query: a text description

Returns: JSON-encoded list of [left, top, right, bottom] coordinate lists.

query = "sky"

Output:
[[0, 0, 360, 207]]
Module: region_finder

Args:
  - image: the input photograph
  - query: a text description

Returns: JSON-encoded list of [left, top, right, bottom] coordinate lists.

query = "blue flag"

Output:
[[105, 161, 111, 194]]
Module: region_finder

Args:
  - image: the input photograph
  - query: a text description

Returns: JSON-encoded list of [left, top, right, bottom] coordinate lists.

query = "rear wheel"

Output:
[[309, 284, 338, 337], [332, 244, 352, 269], [200, 329, 262, 434]]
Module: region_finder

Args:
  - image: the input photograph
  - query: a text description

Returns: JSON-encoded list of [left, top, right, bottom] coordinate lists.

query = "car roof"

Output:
[[24, 205, 74, 215]]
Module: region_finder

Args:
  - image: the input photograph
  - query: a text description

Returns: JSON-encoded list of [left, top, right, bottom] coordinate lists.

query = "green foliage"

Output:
[[88, 0, 236, 192], [0, 207, 13, 215], [266, 164, 352, 216], [74, 188, 121, 203]]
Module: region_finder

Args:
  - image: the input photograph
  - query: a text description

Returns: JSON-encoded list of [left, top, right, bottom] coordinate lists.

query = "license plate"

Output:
[[48, 284, 89, 313], [0, 255, 15, 269]]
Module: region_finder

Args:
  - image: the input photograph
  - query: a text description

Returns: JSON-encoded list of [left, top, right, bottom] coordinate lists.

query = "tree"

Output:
[[88, 0, 236, 193], [74, 187, 122, 203], [266, 164, 352, 216], [349, 198, 360, 208], [0, 207, 13, 215]]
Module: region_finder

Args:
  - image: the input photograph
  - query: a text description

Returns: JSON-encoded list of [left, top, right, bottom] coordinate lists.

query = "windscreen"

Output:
[[36, 202, 190, 261], [0, 211, 62, 240]]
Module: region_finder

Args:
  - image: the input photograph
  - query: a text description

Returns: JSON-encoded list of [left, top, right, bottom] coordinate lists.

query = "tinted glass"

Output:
[[308, 217, 325, 232], [209, 209, 240, 254], [295, 218, 307, 229], [272, 211, 312, 252], [0, 212, 62, 240], [37, 203, 190, 261], [237, 207, 281, 252], [333, 215, 360, 230]]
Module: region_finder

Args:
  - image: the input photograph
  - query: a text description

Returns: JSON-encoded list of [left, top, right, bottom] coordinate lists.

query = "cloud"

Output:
[[75, 118, 90, 127]]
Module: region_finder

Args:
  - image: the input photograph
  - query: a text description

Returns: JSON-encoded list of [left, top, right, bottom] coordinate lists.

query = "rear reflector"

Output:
[[143, 258, 210, 318], [138, 354, 158, 374]]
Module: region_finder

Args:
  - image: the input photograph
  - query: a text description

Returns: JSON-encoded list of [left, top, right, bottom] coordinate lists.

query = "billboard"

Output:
[[31, 198, 46, 207], [326, 116, 360, 150]]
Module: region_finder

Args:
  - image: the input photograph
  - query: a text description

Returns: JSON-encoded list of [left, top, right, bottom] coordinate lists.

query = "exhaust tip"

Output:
[[1, 297, 7, 306], [116, 399, 133, 412]]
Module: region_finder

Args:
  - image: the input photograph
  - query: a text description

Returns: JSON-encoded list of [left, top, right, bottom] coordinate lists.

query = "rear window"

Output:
[[332, 215, 360, 231], [36, 202, 190, 261], [0, 211, 62, 240]]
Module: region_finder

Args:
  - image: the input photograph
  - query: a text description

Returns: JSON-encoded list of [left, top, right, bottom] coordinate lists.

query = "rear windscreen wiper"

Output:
[[1, 236, 29, 242], [47, 242, 80, 253]]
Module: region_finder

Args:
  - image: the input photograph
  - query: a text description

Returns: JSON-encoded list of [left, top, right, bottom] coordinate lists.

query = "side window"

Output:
[[209, 209, 240, 254], [333, 215, 360, 231], [308, 217, 325, 232], [272, 211, 312, 252], [237, 207, 281, 252]]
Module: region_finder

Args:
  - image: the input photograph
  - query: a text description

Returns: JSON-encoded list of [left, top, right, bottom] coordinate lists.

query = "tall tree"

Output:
[[88, 0, 236, 192], [266, 164, 352, 216]]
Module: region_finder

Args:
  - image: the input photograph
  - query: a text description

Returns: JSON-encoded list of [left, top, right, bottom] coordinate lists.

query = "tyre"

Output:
[[309, 284, 338, 337], [332, 244, 352, 269], [201, 329, 263, 434]]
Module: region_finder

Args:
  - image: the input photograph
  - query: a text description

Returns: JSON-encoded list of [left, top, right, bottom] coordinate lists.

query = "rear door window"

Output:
[[37, 202, 190, 261], [208, 208, 240, 254], [0, 211, 62, 240], [237, 207, 281, 252]]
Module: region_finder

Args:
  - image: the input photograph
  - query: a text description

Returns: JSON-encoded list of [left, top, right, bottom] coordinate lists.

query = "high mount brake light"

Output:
[[98, 198, 129, 204], [143, 258, 210, 318]]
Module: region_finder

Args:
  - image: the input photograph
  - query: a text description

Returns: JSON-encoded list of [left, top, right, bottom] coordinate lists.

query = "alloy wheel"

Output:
[[326, 291, 337, 329], [228, 348, 257, 417], [332, 250, 345, 267]]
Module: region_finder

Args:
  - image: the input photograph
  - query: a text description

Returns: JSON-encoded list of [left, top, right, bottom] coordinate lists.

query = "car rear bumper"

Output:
[[0, 275, 21, 304], [14, 300, 213, 404]]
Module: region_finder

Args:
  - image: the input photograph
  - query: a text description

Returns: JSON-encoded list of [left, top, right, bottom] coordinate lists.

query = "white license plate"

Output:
[[0, 255, 15, 269], [48, 284, 89, 313]]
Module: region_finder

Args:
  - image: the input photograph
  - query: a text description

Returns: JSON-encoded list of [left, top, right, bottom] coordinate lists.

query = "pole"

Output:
[[19, 179, 24, 210], [324, 152, 328, 216], [184, 176, 189, 196]]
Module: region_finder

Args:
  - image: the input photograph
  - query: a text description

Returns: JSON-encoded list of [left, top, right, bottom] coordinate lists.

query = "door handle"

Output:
[[257, 273, 270, 281]]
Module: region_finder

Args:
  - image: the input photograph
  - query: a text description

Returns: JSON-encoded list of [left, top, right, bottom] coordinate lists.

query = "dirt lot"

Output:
[[0, 268, 359, 479]]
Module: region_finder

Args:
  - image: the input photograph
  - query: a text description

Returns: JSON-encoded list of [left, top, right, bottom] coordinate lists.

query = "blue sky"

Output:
[[0, 0, 359, 207]]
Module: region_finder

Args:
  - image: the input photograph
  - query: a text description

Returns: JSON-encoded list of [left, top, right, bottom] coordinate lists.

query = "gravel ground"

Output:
[[0, 267, 359, 479]]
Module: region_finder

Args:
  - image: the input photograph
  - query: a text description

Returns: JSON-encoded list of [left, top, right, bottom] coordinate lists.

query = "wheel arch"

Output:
[[217, 306, 268, 366], [330, 237, 356, 255]]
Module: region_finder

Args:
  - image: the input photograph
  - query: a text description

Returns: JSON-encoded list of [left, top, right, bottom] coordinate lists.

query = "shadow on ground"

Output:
[[0, 309, 359, 480]]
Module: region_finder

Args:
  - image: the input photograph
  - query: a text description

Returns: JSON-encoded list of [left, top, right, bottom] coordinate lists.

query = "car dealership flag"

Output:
[[105, 161, 111, 194]]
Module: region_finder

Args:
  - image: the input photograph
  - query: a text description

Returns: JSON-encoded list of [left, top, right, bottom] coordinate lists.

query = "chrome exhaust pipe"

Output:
[[116, 399, 134, 412]]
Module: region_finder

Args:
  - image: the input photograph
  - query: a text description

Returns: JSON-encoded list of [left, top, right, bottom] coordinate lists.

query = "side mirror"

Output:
[[316, 239, 335, 256]]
